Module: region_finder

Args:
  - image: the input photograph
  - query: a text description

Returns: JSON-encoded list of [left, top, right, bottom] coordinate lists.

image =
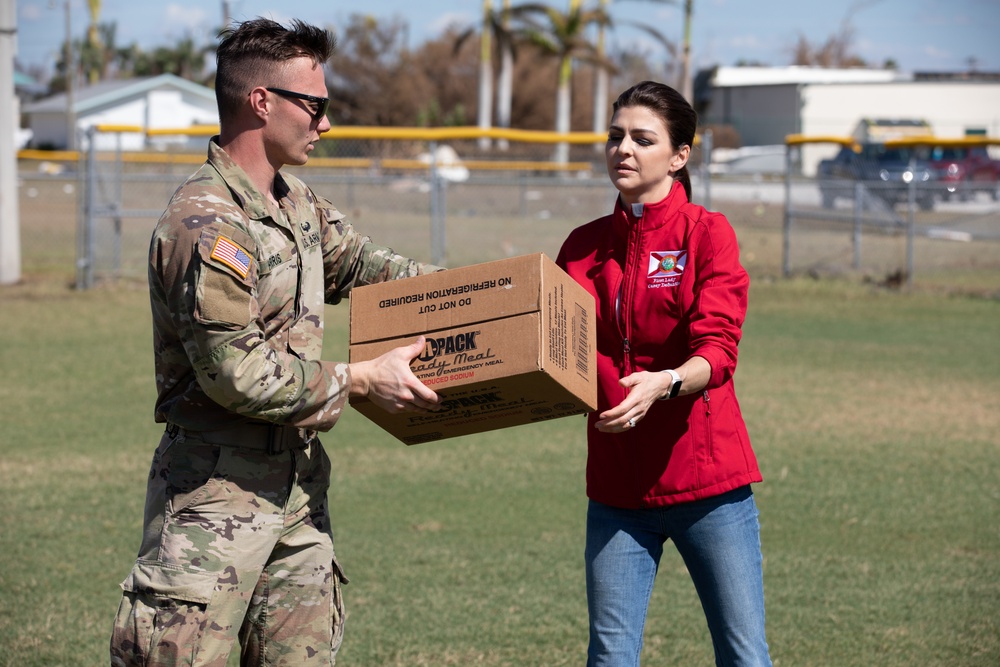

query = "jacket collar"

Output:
[[611, 179, 689, 237], [206, 137, 291, 226]]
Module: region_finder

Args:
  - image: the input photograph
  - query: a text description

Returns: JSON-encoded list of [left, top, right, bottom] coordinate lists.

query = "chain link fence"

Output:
[[15, 128, 1000, 296], [779, 138, 1000, 294]]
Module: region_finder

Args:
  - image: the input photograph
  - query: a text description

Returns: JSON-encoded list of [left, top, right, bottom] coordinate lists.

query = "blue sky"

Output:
[[15, 0, 1000, 77]]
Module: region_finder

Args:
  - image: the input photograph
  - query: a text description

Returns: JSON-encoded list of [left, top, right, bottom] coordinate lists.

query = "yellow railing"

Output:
[[18, 125, 610, 171], [18, 124, 719, 169], [130, 124, 609, 144], [785, 134, 1000, 149], [17, 149, 81, 161]]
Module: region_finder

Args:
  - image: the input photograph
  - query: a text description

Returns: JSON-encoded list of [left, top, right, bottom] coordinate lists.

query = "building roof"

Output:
[[14, 71, 46, 96], [23, 73, 215, 114], [710, 66, 906, 87]]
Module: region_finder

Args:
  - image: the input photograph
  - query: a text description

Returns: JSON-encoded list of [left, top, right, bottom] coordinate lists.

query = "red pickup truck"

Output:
[[929, 146, 1000, 201]]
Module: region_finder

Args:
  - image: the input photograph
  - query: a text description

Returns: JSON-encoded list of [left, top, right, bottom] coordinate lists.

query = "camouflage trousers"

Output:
[[110, 429, 347, 666]]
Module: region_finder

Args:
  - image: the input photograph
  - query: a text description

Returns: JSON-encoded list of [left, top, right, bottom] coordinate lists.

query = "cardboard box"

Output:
[[349, 253, 596, 445]]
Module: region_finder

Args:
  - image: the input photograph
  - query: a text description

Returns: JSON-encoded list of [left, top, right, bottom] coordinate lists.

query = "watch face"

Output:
[[669, 372, 682, 398], [660, 370, 682, 400]]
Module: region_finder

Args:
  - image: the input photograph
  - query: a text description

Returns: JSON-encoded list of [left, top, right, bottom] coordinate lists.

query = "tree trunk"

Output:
[[477, 0, 494, 150], [496, 44, 513, 150], [592, 1, 608, 138], [554, 54, 572, 163]]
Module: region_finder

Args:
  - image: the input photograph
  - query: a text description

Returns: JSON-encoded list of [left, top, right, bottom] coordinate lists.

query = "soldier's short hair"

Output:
[[215, 18, 335, 125]]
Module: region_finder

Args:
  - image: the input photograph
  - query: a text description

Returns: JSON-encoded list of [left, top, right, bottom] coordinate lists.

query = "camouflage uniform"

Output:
[[111, 138, 436, 667]]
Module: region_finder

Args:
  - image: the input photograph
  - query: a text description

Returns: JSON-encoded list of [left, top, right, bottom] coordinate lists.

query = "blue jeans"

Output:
[[586, 486, 772, 667]]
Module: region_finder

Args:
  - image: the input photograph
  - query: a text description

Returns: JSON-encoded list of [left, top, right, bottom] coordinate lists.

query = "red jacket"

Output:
[[556, 181, 761, 508]]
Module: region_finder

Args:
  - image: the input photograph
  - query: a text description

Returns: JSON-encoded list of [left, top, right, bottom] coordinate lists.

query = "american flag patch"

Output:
[[210, 236, 252, 279]]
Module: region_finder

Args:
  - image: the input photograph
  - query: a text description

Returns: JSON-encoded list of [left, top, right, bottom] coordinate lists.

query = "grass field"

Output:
[[1, 269, 998, 666], [4, 160, 1000, 665]]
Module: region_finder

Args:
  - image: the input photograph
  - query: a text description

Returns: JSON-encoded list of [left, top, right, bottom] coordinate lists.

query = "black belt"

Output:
[[165, 421, 314, 455]]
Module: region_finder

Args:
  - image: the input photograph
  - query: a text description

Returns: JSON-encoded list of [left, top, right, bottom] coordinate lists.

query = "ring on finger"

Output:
[[627, 417, 637, 428]]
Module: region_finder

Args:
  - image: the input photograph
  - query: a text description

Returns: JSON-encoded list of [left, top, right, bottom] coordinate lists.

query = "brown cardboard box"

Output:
[[349, 253, 596, 445]]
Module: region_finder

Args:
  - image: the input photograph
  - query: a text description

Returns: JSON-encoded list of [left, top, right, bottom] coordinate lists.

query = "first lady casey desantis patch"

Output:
[[647, 250, 687, 288], [210, 236, 252, 279]]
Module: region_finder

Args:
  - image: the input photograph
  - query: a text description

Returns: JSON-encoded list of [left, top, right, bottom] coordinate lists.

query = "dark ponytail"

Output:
[[612, 81, 696, 200]]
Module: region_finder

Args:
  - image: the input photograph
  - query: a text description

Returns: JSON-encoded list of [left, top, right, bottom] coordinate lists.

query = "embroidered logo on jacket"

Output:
[[647, 250, 687, 288], [210, 236, 252, 279]]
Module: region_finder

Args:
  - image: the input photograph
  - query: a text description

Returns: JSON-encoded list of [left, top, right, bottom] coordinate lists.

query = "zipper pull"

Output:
[[621, 337, 632, 396], [702, 390, 711, 415]]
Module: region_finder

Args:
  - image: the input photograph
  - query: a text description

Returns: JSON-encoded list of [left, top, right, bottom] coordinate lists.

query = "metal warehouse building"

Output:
[[698, 66, 1000, 175]]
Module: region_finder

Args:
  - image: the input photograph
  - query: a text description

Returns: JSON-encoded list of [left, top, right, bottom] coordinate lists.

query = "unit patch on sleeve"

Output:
[[210, 236, 253, 279], [647, 250, 687, 288]]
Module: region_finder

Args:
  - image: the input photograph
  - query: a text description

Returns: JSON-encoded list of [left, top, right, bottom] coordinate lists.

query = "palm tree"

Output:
[[594, 0, 676, 134], [593, 0, 610, 135], [513, 0, 612, 162], [454, 1, 521, 150], [85, 0, 102, 83], [617, 0, 693, 102], [476, 0, 494, 149], [495, 0, 515, 149], [171, 36, 206, 81]]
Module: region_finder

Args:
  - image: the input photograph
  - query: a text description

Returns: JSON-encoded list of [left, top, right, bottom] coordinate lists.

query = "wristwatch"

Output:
[[660, 369, 683, 400]]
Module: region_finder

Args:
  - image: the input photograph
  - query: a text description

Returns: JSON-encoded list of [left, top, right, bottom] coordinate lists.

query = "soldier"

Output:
[[110, 18, 442, 667]]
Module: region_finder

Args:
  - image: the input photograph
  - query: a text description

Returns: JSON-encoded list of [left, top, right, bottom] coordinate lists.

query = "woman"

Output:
[[556, 81, 772, 666]]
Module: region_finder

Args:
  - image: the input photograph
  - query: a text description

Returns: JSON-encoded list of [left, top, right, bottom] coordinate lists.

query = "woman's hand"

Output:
[[594, 356, 711, 433], [594, 371, 672, 433]]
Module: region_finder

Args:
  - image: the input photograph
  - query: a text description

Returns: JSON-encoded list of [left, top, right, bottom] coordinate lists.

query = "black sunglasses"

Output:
[[265, 87, 330, 122]]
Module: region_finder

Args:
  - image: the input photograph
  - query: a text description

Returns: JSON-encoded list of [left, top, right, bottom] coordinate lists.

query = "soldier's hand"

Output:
[[349, 336, 440, 414]]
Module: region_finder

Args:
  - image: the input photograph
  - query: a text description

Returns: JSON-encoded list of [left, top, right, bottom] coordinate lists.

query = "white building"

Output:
[[22, 73, 218, 152], [699, 66, 1000, 175]]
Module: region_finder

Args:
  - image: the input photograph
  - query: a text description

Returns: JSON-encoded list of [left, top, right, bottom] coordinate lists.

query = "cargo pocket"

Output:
[[111, 560, 219, 667], [330, 555, 349, 659], [164, 441, 226, 518]]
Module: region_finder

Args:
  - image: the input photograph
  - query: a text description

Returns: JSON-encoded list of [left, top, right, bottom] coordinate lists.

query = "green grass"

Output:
[[1, 276, 998, 666]]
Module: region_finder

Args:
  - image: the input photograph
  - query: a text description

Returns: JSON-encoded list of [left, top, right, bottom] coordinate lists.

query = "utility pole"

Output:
[[0, 0, 21, 284], [678, 0, 693, 103]]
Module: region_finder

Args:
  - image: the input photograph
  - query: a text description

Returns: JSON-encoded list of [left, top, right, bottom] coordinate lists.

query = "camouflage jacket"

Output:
[[149, 138, 436, 432]]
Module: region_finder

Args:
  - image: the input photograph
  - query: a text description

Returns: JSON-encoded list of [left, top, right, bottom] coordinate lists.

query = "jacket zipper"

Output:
[[615, 280, 630, 376], [703, 390, 714, 461], [618, 208, 641, 382]]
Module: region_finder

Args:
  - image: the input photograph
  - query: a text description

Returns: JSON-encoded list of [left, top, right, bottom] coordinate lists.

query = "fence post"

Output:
[[519, 172, 528, 219], [701, 129, 712, 210], [782, 142, 792, 277], [853, 181, 863, 269], [428, 140, 446, 265], [76, 126, 97, 289], [906, 175, 916, 289], [0, 4, 20, 285], [112, 130, 123, 277]]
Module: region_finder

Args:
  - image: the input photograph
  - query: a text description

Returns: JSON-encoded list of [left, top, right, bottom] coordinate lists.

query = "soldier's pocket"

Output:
[[330, 555, 349, 658], [111, 560, 218, 666], [164, 441, 226, 517]]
